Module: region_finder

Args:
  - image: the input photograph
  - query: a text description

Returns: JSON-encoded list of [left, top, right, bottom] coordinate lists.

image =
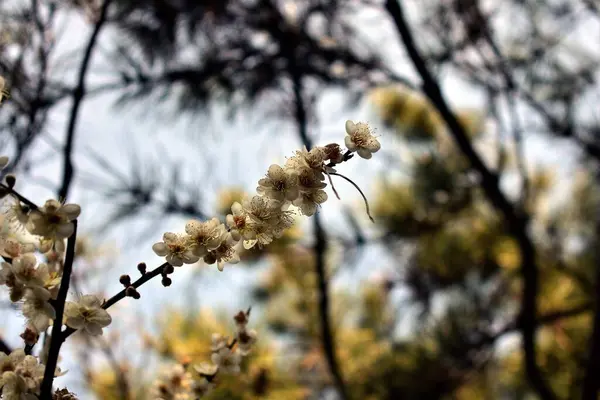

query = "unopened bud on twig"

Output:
[[125, 286, 140, 299]]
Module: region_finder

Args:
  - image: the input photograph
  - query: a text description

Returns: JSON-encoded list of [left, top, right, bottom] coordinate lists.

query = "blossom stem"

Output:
[[40, 220, 78, 399], [329, 172, 374, 222], [61, 262, 170, 341]]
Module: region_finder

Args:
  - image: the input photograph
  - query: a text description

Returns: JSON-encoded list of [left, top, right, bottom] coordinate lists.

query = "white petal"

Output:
[[59, 204, 81, 220], [152, 242, 168, 256], [85, 323, 103, 336], [231, 202, 243, 215], [345, 120, 356, 134], [357, 148, 373, 159], [366, 139, 381, 152], [81, 295, 102, 308], [163, 232, 178, 243], [55, 222, 75, 239], [91, 309, 112, 327], [167, 255, 183, 267], [182, 252, 200, 264], [344, 136, 357, 151], [301, 202, 317, 216], [243, 239, 257, 249]]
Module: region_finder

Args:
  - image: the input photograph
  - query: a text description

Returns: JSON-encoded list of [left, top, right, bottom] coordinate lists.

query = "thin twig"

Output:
[[57, 0, 112, 201], [61, 262, 169, 340], [383, 1, 555, 399], [325, 171, 341, 200], [329, 172, 374, 222], [39, 220, 78, 399]]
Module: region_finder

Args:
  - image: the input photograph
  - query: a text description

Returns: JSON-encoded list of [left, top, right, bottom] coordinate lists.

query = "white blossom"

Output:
[[14, 355, 45, 393], [203, 233, 240, 271], [0, 350, 26, 387], [152, 232, 199, 267], [0, 262, 26, 302], [211, 347, 242, 375], [1, 371, 38, 400], [226, 202, 255, 242], [10, 254, 44, 288], [151, 364, 193, 400], [26, 200, 80, 247], [184, 218, 227, 257], [293, 188, 328, 216], [257, 164, 299, 202], [0, 237, 35, 259], [64, 295, 112, 336], [345, 120, 381, 159], [22, 287, 55, 332]]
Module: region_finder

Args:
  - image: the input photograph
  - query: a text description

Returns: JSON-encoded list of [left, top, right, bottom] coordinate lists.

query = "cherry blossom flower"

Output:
[[26, 199, 80, 250], [22, 287, 55, 332], [64, 295, 112, 336], [345, 120, 381, 159], [257, 164, 299, 202], [184, 218, 227, 257], [203, 233, 240, 271], [152, 232, 199, 267], [211, 347, 242, 375], [1, 371, 38, 400], [0, 350, 26, 386]]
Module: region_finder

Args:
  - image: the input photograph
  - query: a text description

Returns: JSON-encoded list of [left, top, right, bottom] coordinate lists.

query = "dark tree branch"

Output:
[[581, 224, 600, 400], [383, 1, 555, 399], [287, 42, 349, 398], [0, 337, 11, 355], [40, 220, 78, 399], [57, 0, 112, 201]]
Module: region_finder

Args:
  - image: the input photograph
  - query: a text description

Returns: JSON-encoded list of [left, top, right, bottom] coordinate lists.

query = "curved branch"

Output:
[[57, 0, 112, 201], [383, 1, 555, 399]]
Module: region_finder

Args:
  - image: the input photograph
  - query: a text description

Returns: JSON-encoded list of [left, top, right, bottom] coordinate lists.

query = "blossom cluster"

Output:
[[0, 181, 110, 340], [152, 120, 380, 271], [0, 349, 55, 399], [151, 309, 257, 400], [0, 158, 110, 397]]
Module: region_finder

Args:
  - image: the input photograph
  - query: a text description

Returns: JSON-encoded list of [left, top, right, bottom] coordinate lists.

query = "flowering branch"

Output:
[[39, 220, 78, 399], [0, 115, 380, 398], [61, 262, 169, 341]]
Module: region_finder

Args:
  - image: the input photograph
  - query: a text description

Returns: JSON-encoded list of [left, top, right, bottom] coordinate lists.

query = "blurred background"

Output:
[[1, 0, 600, 399]]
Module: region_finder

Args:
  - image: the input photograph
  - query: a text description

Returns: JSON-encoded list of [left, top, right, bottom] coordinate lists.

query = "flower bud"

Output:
[[119, 274, 131, 286], [163, 264, 175, 275], [137, 262, 147, 274], [125, 286, 140, 299], [161, 277, 172, 287], [4, 173, 16, 188], [20, 326, 39, 346]]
